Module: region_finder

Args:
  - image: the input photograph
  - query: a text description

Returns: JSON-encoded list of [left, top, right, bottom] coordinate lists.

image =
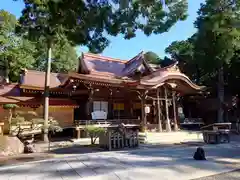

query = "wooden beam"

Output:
[[71, 89, 89, 95], [172, 91, 178, 131], [164, 87, 171, 132], [140, 90, 148, 132], [157, 88, 162, 132]]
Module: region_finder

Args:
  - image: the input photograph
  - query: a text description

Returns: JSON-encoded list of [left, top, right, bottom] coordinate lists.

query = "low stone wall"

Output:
[[0, 136, 24, 156]]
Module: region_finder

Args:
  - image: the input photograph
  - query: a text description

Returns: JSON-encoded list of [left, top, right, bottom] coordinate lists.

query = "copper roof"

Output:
[[0, 84, 20, 96], [20, 70, 68, 88], [80, 53, 127, 77], [16, 52, 205, 93], [80, 52, 149, 77]]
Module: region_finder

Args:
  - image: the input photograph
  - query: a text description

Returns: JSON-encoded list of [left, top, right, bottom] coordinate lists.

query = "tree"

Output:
[[3, 104, 18, 134], [0, 10, 78, 82], [144, 51, 162, 64], [33, 35, 78, 73], [165, 35, 202, 84], [0, 10, 36, 82], [17, 0, 188, 140], [194, 0, 240, 122], [85, 125, 105, 145], [18, 0, 188, 53]]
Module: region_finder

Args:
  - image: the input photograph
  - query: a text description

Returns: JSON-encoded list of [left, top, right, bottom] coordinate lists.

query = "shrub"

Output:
[[85, 125, 105, 145]]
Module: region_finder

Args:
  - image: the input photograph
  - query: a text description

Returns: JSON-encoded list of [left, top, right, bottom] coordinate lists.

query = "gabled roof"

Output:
[[140, 62, 206, 93], [79, 52, 151, 78], [12, 52, 205, 94], [0, 84, 20, 96], [20, 70, 68, 89], [79, 53, 127, 77]]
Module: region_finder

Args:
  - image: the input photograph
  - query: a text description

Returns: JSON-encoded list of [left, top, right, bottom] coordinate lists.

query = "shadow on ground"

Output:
[[0, 141, 239, 180]]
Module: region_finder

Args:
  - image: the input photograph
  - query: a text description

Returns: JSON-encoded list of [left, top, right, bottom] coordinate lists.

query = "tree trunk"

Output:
[[217, 66, 224, 123], [91, 136, 94, 145], [43, 40, 52, 142], [8, 109, 12, 134]]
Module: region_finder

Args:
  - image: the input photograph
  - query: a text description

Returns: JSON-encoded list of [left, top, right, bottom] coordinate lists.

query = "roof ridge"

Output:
[[26, 69, 67, 76], [83, 53, 127, 63], [125, 51, 144, 65]]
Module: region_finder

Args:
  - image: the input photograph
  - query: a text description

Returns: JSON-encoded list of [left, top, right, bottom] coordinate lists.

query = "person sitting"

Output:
[[193, 147, 206, 160]]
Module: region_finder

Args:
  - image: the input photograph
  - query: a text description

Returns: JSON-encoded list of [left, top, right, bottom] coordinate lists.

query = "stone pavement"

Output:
[[193, 169, 240, 180], [0, 142, 240, 180]]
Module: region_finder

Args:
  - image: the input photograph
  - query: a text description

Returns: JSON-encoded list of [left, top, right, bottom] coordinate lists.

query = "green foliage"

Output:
[[0, 10, 36, 82], [85, 125, 105, 145], [33, 35, 78, 73], [3, 104, 18, 109], [11, 116, 25, 126], [165, 0, 240, 90], [144, 51, 162, 64], [18, 0, 188, 53], [194, 0, 240, 70], [35, 117, 63, 134], [165, 35, 202, 84], [0, 10, 78, 82]]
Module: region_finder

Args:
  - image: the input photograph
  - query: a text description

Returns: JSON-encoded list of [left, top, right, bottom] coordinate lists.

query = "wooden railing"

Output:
[[74, 119, 140, 126], [201, 123, 231, 144], [181, 118, 204, 125]]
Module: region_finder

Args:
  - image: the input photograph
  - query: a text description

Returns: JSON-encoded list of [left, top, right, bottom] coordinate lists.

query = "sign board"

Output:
[[91, 111, 107, 120], [145, 106, 150, 114], [178, 107, 183, 114]]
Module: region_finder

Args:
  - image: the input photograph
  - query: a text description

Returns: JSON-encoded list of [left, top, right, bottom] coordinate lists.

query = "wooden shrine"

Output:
[[0, 52, 205, 138]]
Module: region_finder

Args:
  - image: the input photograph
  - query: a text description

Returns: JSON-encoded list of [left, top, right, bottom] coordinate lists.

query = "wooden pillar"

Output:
[[141, 96, 146, 132], [88, 88, 94, 119], [76, 128, 80, 139], [139, 90, 148, 132], [172, 91, 178, 131], [164, 87, 171, 132], [157, 88, 163, 132]]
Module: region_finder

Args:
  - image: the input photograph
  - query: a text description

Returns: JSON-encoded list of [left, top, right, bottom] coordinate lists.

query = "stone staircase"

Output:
[[139, 131, 203, 145]]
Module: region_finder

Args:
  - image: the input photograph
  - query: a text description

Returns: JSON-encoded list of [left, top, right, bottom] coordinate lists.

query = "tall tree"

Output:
[[18, 0, 188, 141], [144, 51, 162, 64], [0, 10, 78, 83], [0, 10, 36, 82], [33, 35, 78, 73], [194, 0, 240, 122], [165, 35, 203, 84]]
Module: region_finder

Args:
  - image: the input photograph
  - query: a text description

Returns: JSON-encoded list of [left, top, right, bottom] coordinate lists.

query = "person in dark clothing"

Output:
[[193, 147, 206, 160]]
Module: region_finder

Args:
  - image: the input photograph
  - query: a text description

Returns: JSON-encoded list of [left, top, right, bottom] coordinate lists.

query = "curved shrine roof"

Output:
[[15, 52, 205, 94]]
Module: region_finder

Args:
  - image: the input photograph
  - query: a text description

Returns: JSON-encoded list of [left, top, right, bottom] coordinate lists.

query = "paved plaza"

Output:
[[0, 142, 240, 180]]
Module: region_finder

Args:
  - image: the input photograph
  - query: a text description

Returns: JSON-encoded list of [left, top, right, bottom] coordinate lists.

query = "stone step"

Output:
[[139, 131, 203, 144]]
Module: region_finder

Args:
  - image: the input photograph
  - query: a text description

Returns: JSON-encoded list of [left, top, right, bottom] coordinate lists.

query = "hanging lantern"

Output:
[[145, 106, 150, 114]]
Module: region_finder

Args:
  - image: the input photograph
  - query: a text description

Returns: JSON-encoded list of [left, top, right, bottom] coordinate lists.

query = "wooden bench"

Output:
[[201, 123, 231, 144]]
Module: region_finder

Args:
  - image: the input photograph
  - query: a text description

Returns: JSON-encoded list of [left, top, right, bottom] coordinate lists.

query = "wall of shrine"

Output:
[[0, 106, 74, 134]]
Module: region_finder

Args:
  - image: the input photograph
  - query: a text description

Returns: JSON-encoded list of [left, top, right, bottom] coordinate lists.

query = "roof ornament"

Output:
[[166, 61, 180, 72]]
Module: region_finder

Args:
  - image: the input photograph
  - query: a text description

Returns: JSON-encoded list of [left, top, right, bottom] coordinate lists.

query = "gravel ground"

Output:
[[193, 170, 240, 180]]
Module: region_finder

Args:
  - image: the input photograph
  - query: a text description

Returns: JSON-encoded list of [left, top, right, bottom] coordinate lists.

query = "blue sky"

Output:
[[1, 0, 205, 59]]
